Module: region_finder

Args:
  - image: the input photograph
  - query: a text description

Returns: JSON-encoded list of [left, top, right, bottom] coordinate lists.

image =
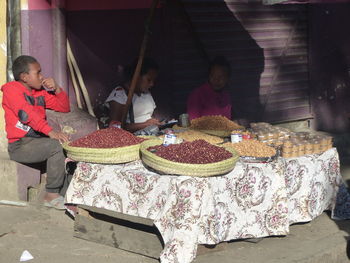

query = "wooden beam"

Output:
[[121, 0, 160, 128]]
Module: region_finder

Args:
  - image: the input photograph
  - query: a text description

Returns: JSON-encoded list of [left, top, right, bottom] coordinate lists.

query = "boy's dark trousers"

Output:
[[8, 137, 67, 194]]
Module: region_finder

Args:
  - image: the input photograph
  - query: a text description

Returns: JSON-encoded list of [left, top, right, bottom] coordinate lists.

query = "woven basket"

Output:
[[63, 142, 141, 164], [140, 140, 239, 177]]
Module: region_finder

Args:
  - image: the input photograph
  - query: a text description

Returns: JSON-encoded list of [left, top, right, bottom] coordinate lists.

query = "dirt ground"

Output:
[[0, 203, 349, 263], [0, 204, 156, 263]]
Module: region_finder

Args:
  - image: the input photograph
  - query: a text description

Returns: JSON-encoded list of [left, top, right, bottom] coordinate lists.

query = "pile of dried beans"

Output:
[[69, 127, 145, 148], [147, 139, 233, 164]]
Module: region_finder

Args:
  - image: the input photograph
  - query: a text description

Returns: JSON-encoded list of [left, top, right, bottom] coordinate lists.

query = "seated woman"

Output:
[[187, 56, 232, 120], [105, 58, 162, 132]]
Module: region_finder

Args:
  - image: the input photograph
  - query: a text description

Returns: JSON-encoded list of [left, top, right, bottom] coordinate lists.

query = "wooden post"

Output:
[[121, 0, 160, 128]]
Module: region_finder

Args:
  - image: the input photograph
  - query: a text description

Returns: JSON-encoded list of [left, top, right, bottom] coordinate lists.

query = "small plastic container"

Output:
[[305, 141, 313, 154], [297, 143, 305, 156], [179, 113, 190, 127], [242, 132, 252, 140], [296, 132, 309, 140], [283, 140, 293, 148], [231, 133, 242, 143], [305, 141, 313, 152], [257, 132, 267, 141], [319, 136, 328, 146], [291, 145, 298, 154], [267, 132, 274, 140], [312, 140, 321, 154], [163, 131, 177, 146], [274, 140, 284, 147], [289, 133, 298, 139], [266, 139, 274, 145], [320, 144, 328, 152]]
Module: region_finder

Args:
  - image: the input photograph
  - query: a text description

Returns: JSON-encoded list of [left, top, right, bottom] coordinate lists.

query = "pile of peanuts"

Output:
[[190, 115, 243, 131], [224, 140, 276, 157], [177, 130, 223, 144]]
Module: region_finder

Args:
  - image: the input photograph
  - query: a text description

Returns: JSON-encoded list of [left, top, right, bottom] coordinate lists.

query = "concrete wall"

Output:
[[0, 0, 7, 151]]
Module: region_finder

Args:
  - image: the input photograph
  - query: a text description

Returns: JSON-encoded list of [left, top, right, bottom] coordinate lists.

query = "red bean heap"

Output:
[[69, 127, 145, 148], [148, 139, 233, 164]]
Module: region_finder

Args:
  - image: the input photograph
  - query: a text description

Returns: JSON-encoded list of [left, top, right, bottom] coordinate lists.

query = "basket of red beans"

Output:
[[140, 139, 239, 177], [63, 127, 145, 164]]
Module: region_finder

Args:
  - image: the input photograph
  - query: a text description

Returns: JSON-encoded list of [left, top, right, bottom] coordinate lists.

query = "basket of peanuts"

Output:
[[63, 127, 146, 164]]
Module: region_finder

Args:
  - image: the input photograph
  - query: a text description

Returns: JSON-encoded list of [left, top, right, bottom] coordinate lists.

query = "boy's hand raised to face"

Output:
[[42, 78, 62, 94], [48, 130, 69, 143]]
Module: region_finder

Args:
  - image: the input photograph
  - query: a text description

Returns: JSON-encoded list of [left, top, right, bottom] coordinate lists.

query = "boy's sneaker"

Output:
[[44, 196, 66, 210]]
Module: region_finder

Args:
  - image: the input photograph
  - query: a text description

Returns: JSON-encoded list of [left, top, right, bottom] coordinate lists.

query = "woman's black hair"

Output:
[[208, 56, 231, 75], [12, 55, 38, 81], [124, 57, 159, 82]]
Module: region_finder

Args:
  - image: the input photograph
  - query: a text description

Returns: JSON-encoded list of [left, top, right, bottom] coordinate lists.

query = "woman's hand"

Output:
[[145, 118, 162, 126]]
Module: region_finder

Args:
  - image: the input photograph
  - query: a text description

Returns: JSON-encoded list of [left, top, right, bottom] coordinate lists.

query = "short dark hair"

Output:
[[208, 56, 231, 75], [124, 57, 159, 82], [12, 55, 38, 81]]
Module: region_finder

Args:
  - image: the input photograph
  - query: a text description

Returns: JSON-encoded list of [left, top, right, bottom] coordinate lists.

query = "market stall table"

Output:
[[65, 148, 342, 263]]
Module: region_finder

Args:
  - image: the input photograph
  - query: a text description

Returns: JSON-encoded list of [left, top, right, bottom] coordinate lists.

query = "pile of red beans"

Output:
[[147, 139, 232, 164], [69, 127, 145, 148]]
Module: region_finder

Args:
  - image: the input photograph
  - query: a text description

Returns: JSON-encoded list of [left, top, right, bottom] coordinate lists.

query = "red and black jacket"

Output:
[[1, 81, 70, 143]]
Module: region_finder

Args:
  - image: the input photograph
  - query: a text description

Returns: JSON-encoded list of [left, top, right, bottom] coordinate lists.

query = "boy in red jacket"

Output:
[[1, 55, 70, 210]]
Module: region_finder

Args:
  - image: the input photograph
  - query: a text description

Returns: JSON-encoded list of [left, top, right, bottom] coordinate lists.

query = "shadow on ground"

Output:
[[330, 132, 350, 260]]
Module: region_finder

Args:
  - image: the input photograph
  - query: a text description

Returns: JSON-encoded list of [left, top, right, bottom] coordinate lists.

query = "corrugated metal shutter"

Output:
[[171, 0, 311, 123]]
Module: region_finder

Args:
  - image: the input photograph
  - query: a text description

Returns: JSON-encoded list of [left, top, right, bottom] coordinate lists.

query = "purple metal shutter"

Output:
[[171, 0, 311, 123]]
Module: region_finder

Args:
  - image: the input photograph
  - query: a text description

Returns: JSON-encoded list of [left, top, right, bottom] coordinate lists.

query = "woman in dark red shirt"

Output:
[[187, 56, 232, 120]]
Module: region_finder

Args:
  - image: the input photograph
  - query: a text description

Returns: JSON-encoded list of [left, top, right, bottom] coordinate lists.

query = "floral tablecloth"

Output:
[[65, 148, 342, 263]]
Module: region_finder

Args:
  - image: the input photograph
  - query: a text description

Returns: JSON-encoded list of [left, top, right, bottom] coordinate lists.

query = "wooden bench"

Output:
[[74, 205, 228, 259]]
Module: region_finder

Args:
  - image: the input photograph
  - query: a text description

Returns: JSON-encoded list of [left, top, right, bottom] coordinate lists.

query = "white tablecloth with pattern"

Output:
[[65, 148, 342, 263]]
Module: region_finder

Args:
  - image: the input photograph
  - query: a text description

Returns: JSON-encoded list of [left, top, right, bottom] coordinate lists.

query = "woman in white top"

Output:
[[105, 58, 162, 132]]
